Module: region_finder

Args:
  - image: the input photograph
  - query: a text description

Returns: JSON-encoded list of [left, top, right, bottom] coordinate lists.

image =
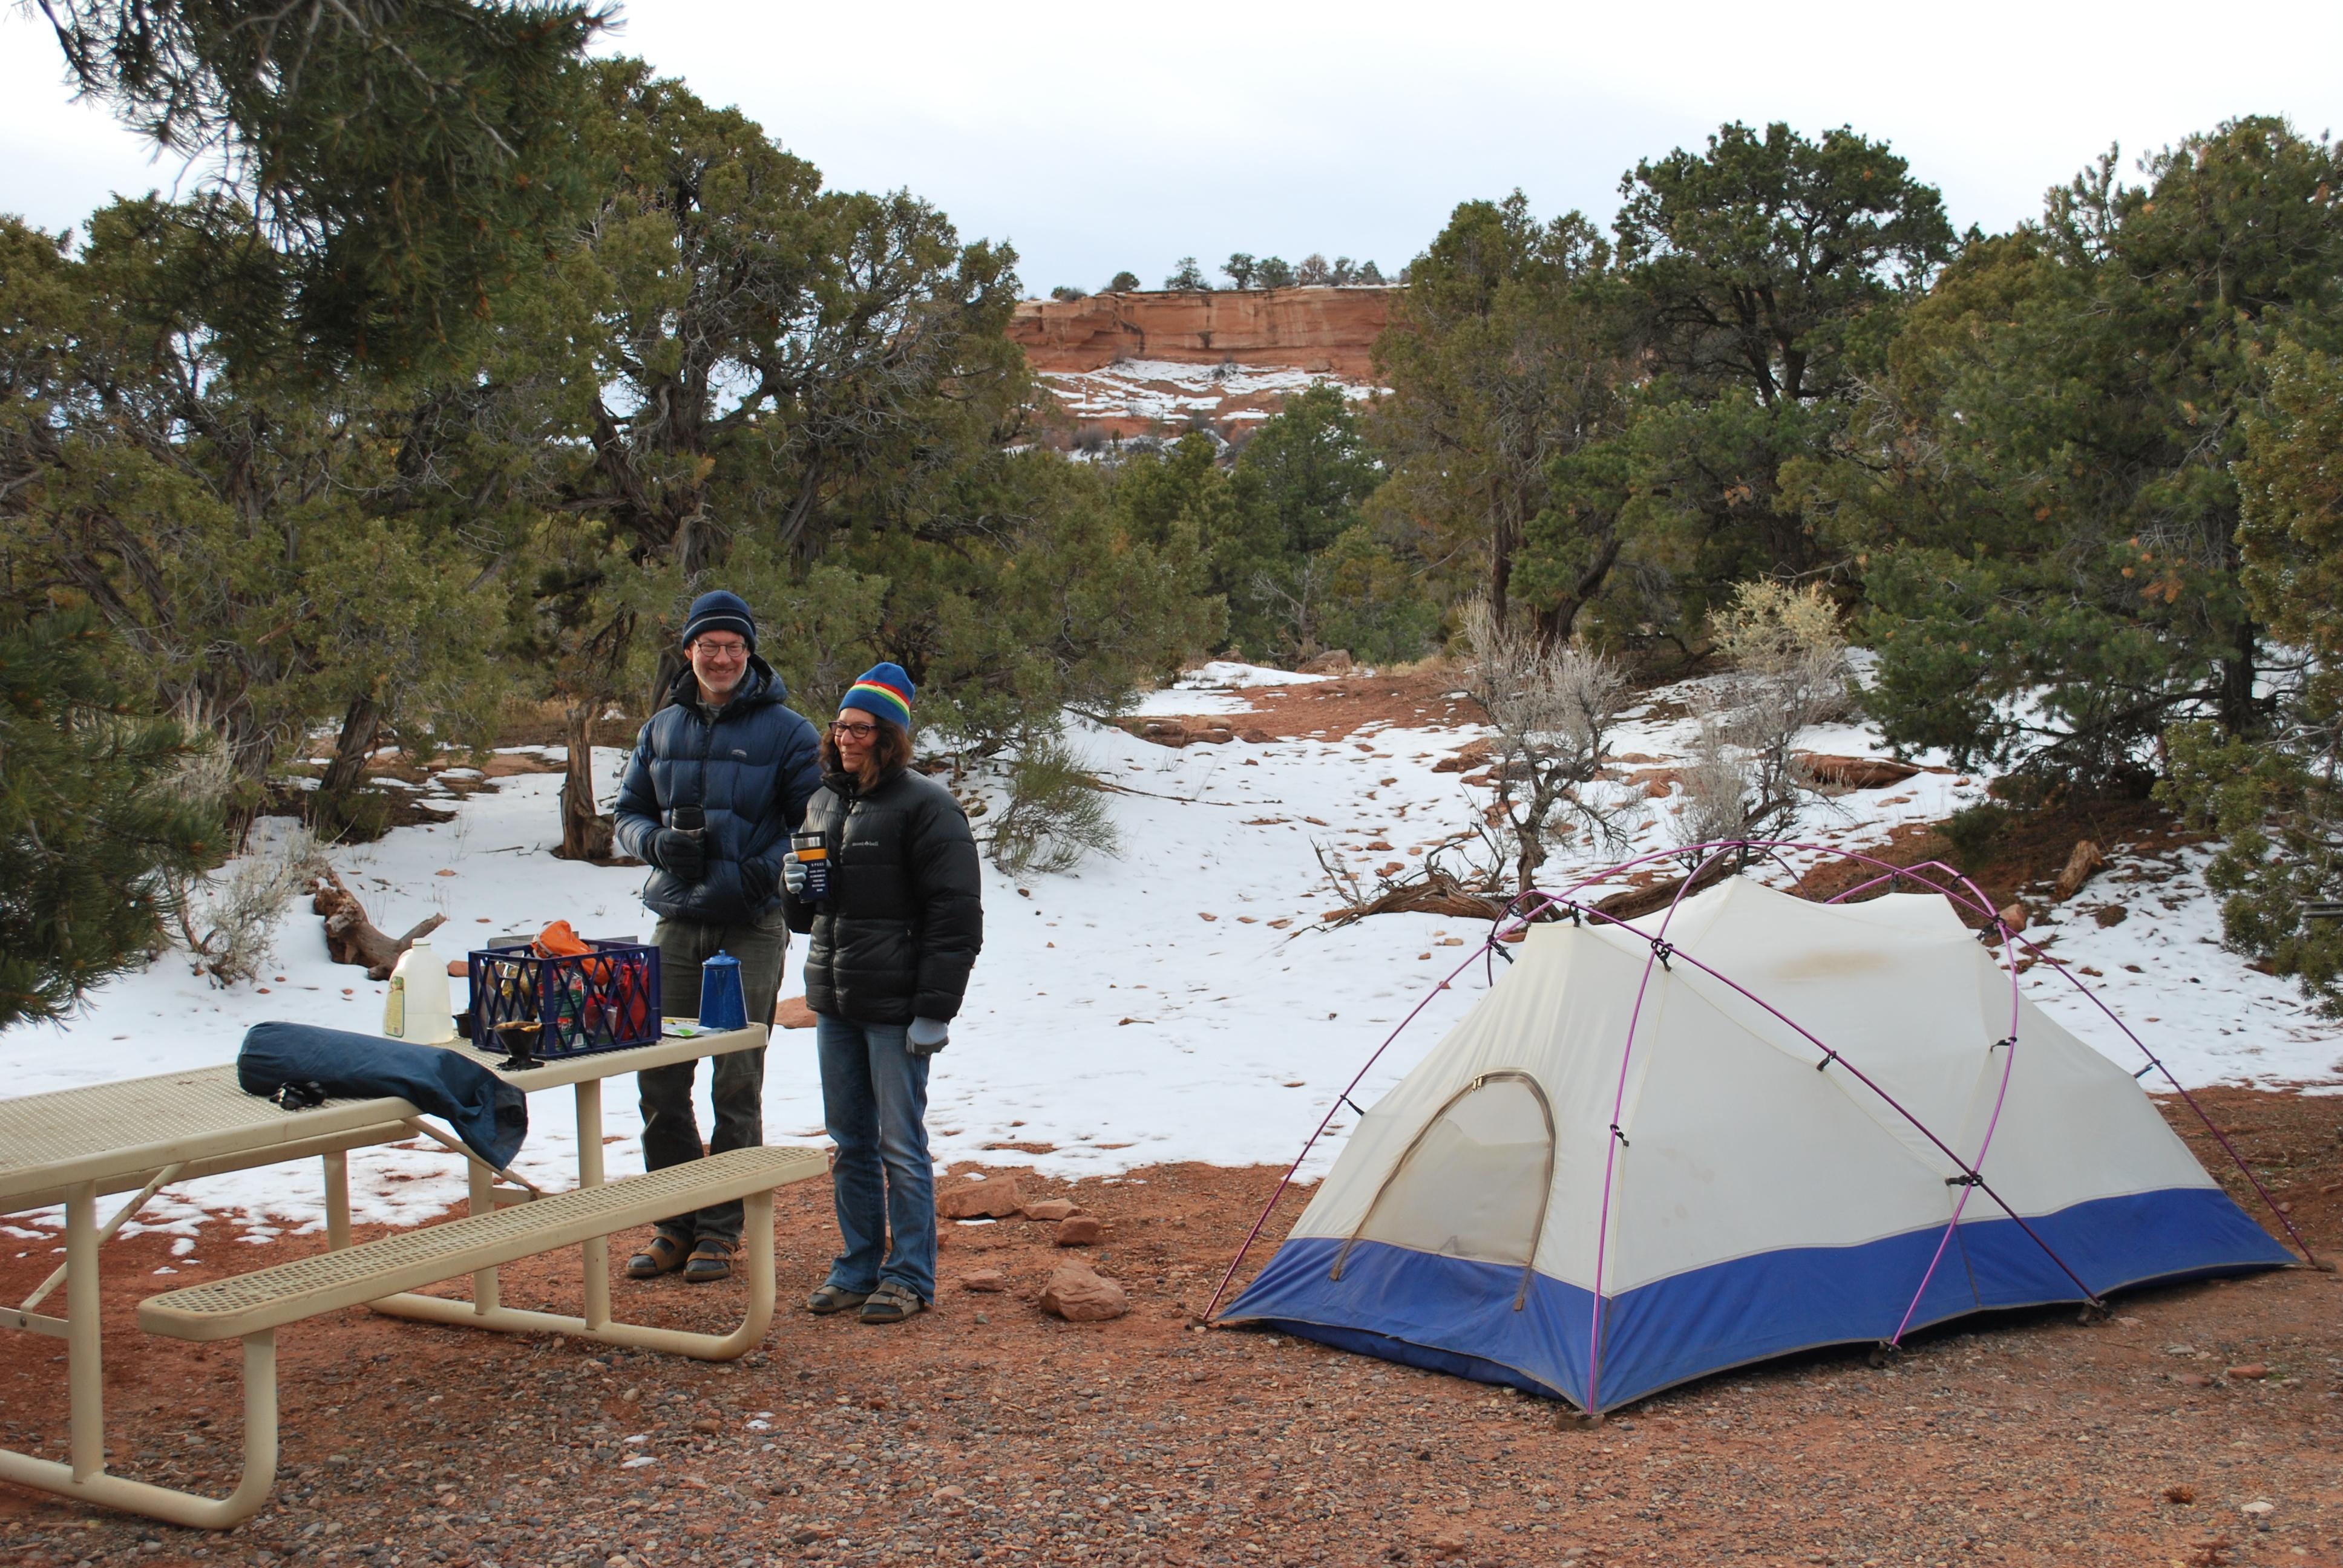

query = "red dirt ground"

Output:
[[4, 1088, 2341, 1568]]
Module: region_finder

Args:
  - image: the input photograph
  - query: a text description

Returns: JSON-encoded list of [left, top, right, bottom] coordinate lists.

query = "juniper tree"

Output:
[[1368, 194, 1630, 638], [0, 609, 221, 1027], [2162, 342, 2343, 1011], [31, 0, 608, 381], [1823, 118, 2343, 783]]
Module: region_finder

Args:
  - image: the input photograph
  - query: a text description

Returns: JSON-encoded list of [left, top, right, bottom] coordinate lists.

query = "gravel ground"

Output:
[[4, 1089, 2341, 1568]]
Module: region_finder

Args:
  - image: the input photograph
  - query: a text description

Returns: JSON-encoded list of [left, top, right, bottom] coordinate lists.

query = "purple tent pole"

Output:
[[1550, 893, 2105, 1308], [1581, 842, 1743, 1411], [1203, 933, 1519, 1321], [1819, 861, 2320, 1267]]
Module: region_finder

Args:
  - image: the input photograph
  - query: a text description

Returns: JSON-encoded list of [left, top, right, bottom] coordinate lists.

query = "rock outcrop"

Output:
[[1010, 287, 1395, 378]]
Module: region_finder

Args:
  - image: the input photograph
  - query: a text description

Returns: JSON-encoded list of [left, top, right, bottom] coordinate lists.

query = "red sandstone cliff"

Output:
[[1009, 287, 1395, 379]]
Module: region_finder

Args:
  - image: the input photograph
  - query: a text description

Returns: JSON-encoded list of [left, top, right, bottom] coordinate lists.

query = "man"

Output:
[[612, 589, 822, 1284]]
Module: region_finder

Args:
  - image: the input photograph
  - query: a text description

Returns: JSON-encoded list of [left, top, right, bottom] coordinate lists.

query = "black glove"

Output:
[[907, 1017, 949, 1056], [652, 828, 706, 883], [740, 858, 776, 906]]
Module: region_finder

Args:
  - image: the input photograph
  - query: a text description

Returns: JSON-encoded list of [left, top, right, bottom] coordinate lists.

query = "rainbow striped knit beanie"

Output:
[[841, 662, 916, 731]]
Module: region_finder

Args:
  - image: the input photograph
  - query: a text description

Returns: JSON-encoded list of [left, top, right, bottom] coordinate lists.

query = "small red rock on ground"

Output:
[[772, 995, 816, 1030], [1055, 1214, 1104, 1246], [1039, 1262, 1128, 1322], [1021, 1198, 1076, 1222], [937, 1174, 1023, 1219], [957, 1269, 1007, 1293]]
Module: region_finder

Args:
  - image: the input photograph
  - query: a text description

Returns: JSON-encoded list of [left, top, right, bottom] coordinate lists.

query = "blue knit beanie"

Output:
[[841, 662, 916, 732], [681, 589, 756, 652]]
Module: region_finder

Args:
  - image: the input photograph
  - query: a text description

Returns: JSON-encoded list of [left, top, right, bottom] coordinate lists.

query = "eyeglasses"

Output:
[[693, 638, 748, 659], [830, 720, 879, 739]]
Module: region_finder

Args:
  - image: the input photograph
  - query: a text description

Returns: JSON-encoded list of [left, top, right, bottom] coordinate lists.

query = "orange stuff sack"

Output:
[[532, 920, 592, 959]]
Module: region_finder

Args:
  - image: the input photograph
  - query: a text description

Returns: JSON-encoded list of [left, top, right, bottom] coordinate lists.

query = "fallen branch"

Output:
[[311, 866, 445, 979], [1316, 857, 1506, 930], [1587, 854, 1740, 923]]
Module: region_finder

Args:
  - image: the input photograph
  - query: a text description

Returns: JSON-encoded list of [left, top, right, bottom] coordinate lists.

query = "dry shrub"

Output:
[[1673, 581, 1857, 848], [167, 825, 327, 986], [1464, 599, 1639, 890]]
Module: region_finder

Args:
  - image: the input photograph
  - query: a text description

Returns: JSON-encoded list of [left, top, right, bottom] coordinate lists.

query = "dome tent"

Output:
[[1218, 872, 2293, 1414]]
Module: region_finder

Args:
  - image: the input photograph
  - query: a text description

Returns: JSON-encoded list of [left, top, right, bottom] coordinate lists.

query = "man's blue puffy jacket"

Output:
[[612, 658, 824, 925]]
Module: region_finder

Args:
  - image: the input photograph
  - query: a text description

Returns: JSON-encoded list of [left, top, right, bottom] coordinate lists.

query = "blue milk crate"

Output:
[[466, 939, 662, 1060]]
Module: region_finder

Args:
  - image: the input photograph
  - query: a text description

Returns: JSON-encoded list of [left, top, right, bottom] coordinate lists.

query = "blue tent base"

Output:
[[1240, 1318, 1573, 1402], [1221, 1186, 2292, 1412]]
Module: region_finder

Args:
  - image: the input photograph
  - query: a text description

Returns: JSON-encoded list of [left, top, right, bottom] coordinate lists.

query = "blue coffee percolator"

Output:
[[698, 950, 747, 1031]]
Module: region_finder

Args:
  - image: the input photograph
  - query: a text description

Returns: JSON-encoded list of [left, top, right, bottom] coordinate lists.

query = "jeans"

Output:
[[815, 1013, 936, 1302], [638, 909, 788, 1244]]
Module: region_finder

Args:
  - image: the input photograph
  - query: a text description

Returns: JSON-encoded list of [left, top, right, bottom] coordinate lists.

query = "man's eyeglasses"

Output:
[[830, 720, 879, 739], [693, 638, 748, 659]]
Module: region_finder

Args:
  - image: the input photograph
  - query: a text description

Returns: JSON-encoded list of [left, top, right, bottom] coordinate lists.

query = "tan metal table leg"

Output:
[[0, 1330, 278, 1529], [324, 1150, 352, 1250], [576, 1078, 610, 1331], [67, 1182, 103, 1481], [467, 1160, 500, 1314]]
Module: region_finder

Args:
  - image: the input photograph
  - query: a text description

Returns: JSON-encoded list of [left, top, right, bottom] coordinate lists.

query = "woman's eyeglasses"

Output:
[[830, 720, 879, 739]]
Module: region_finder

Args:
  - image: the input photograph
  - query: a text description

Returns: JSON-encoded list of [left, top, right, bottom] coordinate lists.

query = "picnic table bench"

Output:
[[0, 1025, 827, 1530]]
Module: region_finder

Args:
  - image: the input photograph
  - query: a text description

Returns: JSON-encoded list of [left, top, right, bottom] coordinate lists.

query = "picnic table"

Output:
[[0, 1025, 824, 1529]]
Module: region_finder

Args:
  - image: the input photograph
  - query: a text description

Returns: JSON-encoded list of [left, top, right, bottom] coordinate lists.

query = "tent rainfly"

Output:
[[1220, 876, 2293, 1413]]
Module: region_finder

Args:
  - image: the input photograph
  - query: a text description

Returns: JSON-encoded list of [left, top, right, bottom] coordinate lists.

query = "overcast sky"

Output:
[[6, 1, 2341, 295]]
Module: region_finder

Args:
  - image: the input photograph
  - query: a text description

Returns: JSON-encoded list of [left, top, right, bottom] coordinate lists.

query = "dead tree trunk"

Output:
[[311, 866, 446, 979], [556, 701, 615, 861]]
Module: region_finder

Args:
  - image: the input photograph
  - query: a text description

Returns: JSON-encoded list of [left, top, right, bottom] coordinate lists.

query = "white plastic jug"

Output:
[[384, 938, 456, 1044]]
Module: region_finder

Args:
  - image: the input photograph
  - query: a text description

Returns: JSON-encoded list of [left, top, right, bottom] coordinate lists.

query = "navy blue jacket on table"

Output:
[[612, 657, 824, 925], [237, 1022, 526, 1170]]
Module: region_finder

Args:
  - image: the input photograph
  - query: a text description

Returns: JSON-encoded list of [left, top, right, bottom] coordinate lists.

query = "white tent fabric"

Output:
[[1223, 880, 2290, 1411]]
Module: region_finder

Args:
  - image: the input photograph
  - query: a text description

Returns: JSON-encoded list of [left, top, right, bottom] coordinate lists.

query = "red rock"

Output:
[[939, 1175, 1025, 1220], [1135, 719, 1188, 748], [1022, 1199, 1077, 1222], [773, 995, 817, 1030], [958, 1270, 1008, 1293], [1996, 901, 2029, 933], [2226, 1363, 2270, 1379], [1190, 725, 1235, 744], [1239, 728, 1274, 745], [1055, 1215, 1104, 1246], [1795, 753, 1923, 789], [1039, 1263, 1128, 1322], [1009, 288, 1395, 379]]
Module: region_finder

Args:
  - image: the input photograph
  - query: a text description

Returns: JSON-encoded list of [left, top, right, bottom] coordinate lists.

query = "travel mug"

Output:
[[791, 830, 829, 900], [698, 950, 747, 1031]]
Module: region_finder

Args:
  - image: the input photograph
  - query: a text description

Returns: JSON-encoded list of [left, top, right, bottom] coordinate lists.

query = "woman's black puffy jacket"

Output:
[[786, 765, 983, 1024]]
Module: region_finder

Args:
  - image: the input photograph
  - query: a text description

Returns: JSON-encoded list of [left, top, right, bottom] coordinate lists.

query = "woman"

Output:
[[784, 663, 983, 1325]]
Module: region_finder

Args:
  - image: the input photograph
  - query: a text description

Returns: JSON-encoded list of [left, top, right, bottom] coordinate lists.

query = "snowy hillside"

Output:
[[4, 663, 2338, 1255]]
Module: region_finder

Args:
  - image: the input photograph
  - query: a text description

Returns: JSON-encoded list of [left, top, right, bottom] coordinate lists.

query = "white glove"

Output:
[[907, 1017, 949, 1056], [783, 855, 808, 897]]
